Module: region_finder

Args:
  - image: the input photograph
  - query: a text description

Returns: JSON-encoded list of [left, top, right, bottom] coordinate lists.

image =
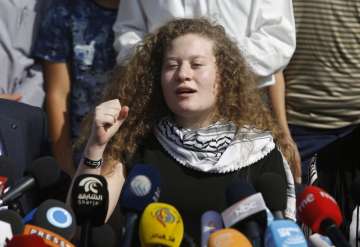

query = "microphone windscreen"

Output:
[[90, 224, 116, 247], [208, 228, 252, 247], [0, 209, 24, 234], [255, 173, 287, 212], [201, 211, 223, 247], [351, 176, 360, 205], [119, 164, 160, 212], [139, 202, 184, 247], [26, 156, 61, 189], [6, 234, 49, 247], [32, 199, 76, 240], [225, 179, 256, 206], [297, 186, 342, 233], [264, 219, 307, 247], [71, 174, 109, 226]]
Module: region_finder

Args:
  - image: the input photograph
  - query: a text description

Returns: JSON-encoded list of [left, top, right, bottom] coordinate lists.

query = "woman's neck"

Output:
[[175, 114, 215, 130]]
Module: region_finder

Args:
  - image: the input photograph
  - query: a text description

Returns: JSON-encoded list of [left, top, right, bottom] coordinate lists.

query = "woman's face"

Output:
[[161, 33, 218, 128]]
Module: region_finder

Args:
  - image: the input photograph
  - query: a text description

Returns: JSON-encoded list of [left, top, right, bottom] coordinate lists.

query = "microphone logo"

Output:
[[153, 207, 176, 227], [46, 207, 73, 228], [79, 177, 103, 194], [130, 175, 151, 197]]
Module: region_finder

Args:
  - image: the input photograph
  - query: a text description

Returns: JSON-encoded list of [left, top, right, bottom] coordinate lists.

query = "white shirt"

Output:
[[113, 0, 296, 87]]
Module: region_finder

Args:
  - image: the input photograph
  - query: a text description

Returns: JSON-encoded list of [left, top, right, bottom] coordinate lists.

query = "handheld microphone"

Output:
[[0, 156, 61, 206], [297, 186, 350, 247], [119, 164, 160, 247], [90, 224, 116, 247], [71, 174, 109, 247], [0, 209, 24, 235], [309, 233, 334, 247], [6, 234, 49, 247], [264, 219, 307, 247], [201, 210, 223, 247], [255, 173, 287, 219], [139, 202, 184, 247], [22, 223, 75, 247], [31, 199, 76, 240], [222, 179, 267, 247], [207, 228, 252, 247]]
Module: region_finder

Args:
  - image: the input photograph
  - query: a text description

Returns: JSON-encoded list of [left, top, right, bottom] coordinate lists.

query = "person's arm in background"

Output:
[[113, 0, 147, 64], [43, 61, 75, 176], [32, 1, 75, 176], [238, 0, 296, 87], [269, 71, 301, 183]]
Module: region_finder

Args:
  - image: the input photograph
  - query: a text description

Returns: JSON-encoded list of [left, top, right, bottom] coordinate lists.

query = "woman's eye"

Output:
[[192, 63, 203, 68]]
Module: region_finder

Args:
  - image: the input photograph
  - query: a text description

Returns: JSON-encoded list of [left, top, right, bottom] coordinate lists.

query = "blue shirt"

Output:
[[34, 0, 117, 139]]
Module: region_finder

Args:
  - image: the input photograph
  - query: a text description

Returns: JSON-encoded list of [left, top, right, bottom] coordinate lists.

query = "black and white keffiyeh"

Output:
[[154, 117, 296, 220]]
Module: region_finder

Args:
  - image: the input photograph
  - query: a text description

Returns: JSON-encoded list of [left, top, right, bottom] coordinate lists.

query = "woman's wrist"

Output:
[[83, 141, 107, 161]]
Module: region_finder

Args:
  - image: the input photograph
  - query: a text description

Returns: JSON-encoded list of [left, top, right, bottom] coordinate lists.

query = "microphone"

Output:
[[297, 185, 350, 247], [255, 173, 287, 219], [119, 164, 160, 247], [207, 228, 252, 247], [6, 234, 49, 247], [0, 156, 61, 206], [222, 179, 267, 247], [30, 199, 76, 240], [264, 219, 307, 247], [22, 223, 75, 247], [201, 210, 223, 247], [309, 233, 334, 247], [0, 209, 24, 234], [90, 224, 116, 247], [71, 174, 109, 247], [139, 202, 184, 247]]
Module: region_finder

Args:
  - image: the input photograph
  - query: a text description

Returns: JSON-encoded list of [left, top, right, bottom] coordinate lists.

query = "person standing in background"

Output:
[[269, 0, 360, 230], [33, 0, 120, 176], [0, 0, 52, 107]]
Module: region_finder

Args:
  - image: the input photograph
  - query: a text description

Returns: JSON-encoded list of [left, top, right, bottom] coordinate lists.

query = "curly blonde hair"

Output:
[[79, 18, 293, 170]]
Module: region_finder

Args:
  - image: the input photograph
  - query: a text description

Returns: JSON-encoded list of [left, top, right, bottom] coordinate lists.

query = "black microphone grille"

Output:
[[27, 156, 61, 189], [0, 209, 24, 234]]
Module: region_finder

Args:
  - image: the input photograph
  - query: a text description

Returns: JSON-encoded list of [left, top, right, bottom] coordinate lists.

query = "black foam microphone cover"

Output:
[[32, 199, 77, 240], [0, 209, 24, 234], [26, 156, 61, 189], [254, 172, 287, 212], [71, 174, 109, 226]]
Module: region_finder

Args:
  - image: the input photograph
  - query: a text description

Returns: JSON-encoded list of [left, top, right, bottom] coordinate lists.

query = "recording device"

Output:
[[264, 219, 307, 247], [71, 174, 109, 247], [201, 210, 223, 247], [222, 179, 267, 247], [255, 172, 287, 219], [297, 185, 350, 247], [0, 209, 24, 246], [30, 199, 76, 240], [0, 156, 61, 206], [207, 228, 252, 247], [119, 164, 161, 247], [139, 202, 184, 247]]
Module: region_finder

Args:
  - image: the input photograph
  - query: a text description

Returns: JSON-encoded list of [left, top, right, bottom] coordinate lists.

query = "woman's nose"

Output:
[[177, 63, 192, 81]]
